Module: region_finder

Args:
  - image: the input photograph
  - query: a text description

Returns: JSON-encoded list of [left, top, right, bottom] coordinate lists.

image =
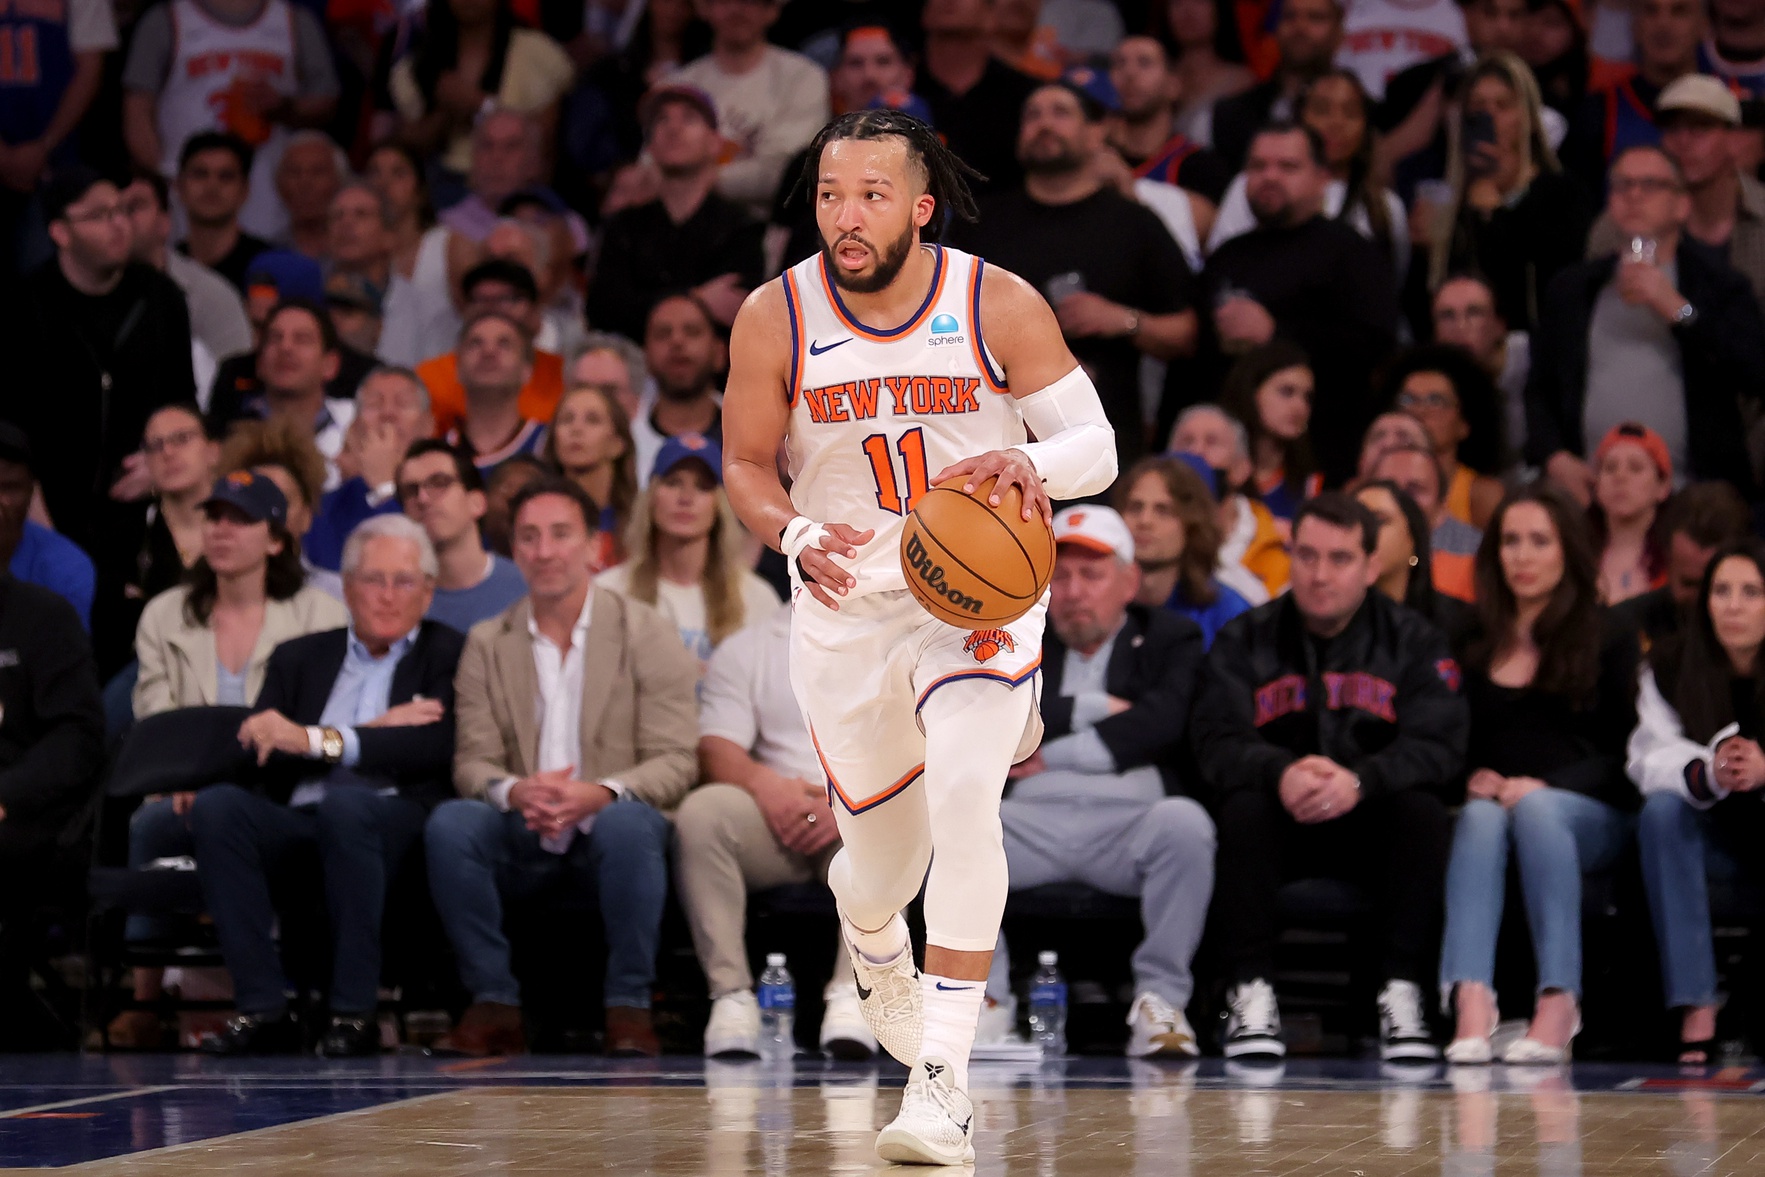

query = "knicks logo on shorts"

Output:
[[963, 629, 1016, 663]]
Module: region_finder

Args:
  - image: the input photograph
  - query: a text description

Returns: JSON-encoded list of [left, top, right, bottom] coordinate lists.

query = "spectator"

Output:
[[978, 506, 1212, 1058], [567, 331, 649, 421], [1383, 343, 1507, 527], [1202, 123, 1400, 486], [478, 206, 585, 360], [480, 453, 549, 557], [0, 575, 104, 1049], [438, 110, 589, 254], [120, 0, 339, 240], [1562, 0, 1703, 196], [1116, 454, 1254, 648], [0, 168, 194, 561], [0, 424, 93, 628], [304, 368, 434, 576], [1106, 34, 1234, 203], [1354, 408, 1435, 480], [273, 132, 347, 261], [324, 273, 387, 359], [954, 79, 1199, 469], [0, 0, 114, 276], [325, 184, 400, 339], [1420, 52, 1588, 335], [366, 142, 461, 368], [1705, 0, 1765, 96], [588, 87, 765, 340], [215, 414, 332, 583], [1207, 0, 1344, 169], [173, 133, 273, 296], [397, 440, 527, 632], [917, 0, 1041, 197], [1630, 538, 1765, 1064], [419, 259, 568, 437], [1432, 273, 1530, 461], [1528, 145, 1765, 503], [426, 478, 698, 1057], [1192, 492, 1467, 1062], [1610, 480, 1752, 648], [1439, 483, 1638, 1065], [575, 0, 705, 173], [667, 0, 830, 221], [1220, 340, 1320, 527], [1588, 75, 1765, 315], [1336, 0, 1468, 100], [388, 0, 574, 176], [122, 170, 254, 395], [438, 311, 548, 475], [107, 405, 222, 677], [1150, 0, 1256, 142], [596, 436, 777, 667], [1521, 0, 1590, 121], [676, 600, 875, 1059], [1168, 404, 1288, 601], [1369, 439, 1481, 602], [633, 294, 726, 484], [1355, 477, 1475, 644], [207, 298, 358, 489], [190, 515, 463, 1055], [1589, 421, 1672, 605], [213, 259, 379, 413], [1210, 68, 1407, 282], [545, 384, 637, 572]]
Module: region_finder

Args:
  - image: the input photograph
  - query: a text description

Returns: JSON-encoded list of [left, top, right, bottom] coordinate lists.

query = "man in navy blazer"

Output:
[[188, 515, 465, 1057]]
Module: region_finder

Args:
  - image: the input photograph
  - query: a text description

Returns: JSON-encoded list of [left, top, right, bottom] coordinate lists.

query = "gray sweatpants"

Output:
[[987, 767, 1216, 1008]]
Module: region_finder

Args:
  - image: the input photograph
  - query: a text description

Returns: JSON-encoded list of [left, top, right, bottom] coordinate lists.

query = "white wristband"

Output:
[[781, 515, 830, 560]]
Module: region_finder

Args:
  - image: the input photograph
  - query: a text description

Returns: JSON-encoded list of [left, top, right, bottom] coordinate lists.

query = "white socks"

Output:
[[846, 911, 911, 965], [919, 973, 986, 1090]]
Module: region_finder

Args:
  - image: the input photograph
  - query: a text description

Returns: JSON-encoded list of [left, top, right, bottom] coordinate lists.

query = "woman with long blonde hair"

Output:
[[544, 383, 637, 571], [1422, 52, 1589, 333], [594, 436, 778, 668]]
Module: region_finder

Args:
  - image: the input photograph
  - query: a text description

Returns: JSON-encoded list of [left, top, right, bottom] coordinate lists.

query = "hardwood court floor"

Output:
[[11, 1057, 1765, 1175]]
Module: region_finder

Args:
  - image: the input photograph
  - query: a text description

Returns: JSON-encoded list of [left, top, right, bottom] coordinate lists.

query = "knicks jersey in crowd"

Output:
[[781, 244, 1025, 598]]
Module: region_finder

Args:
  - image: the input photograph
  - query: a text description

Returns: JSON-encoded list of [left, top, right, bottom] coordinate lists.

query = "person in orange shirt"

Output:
[[1368, 441, 1481, 603], [418, 258, 564, 435]]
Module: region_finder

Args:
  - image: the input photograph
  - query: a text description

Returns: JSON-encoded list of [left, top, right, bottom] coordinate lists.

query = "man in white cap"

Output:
[[978, 504, 1215, 1059], [1588, 73, 1765, 313]]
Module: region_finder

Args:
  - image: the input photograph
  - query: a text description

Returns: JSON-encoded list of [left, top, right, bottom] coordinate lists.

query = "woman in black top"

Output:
[[1439, 483, 1638, 1065], [1631, 540, 1765, 1063], [1354, 478, 1474, 650]]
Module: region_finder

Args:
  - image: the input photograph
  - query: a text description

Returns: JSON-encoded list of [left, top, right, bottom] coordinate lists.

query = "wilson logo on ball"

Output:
[[905, 532, 984, 615]]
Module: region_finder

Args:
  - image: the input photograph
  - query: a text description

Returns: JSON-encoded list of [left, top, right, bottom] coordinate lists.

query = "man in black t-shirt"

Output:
[[1203, 123, 1398, 485], [917, 0, 1040, 195], [173, 132, 273, 295], [953, 79, 1200, 472]]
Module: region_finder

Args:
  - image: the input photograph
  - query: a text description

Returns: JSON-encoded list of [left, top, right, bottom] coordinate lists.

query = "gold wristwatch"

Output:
[[320, 727, 345, 764]]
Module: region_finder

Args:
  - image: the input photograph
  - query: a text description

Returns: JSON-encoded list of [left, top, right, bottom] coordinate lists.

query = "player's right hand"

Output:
[[797, 522, 873, 611]]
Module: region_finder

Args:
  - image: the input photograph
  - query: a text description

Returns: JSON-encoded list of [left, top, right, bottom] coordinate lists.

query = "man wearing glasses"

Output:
[[397, 439, 526, 633]]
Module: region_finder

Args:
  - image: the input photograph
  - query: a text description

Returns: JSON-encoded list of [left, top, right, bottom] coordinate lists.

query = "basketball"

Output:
[[900, 475, 1055, 627]]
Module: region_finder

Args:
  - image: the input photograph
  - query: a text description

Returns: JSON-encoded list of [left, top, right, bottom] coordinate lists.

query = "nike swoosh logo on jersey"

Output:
[[809, 337, 852, 355]]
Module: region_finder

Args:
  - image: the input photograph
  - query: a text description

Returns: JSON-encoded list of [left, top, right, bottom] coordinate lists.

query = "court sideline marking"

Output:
[[0, 1087, 184, 1120]]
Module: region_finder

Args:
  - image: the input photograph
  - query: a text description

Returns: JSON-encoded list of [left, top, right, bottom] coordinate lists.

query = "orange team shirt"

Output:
[[419, 350, 567, 437]]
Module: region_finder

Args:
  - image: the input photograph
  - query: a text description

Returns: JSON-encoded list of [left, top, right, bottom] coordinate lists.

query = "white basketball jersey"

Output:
[[783, 245, 1024, 597]]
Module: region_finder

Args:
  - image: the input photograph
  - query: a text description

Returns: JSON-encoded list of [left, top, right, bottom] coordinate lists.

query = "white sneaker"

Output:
[[1125, 991, 1200, 1058], [1378, 980, 1440, 1062], [704, 990, 760, 1059], [842, 918, 922, 1065], [875, 1057, 976, 1165], [819, 981, 878, 1060], [975, 993, 1020, 1046], [1223, 979, 1285, 1059]]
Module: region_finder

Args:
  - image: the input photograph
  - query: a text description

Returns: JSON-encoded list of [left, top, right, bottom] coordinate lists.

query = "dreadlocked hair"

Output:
[[795, 110, 985, 240]]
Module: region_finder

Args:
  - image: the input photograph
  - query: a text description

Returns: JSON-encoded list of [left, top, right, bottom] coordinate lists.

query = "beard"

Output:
[[1247, 188, 1294, 228], [821, 219, 916, 295]]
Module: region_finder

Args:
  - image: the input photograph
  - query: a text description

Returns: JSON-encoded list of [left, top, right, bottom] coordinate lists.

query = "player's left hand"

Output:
[[933, 449, 1052, 525]]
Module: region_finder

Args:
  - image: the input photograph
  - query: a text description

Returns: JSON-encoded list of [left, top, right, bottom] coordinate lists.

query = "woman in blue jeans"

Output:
[[1629, 539, 1765, 1064], [1441, 484, 1639, 1064]]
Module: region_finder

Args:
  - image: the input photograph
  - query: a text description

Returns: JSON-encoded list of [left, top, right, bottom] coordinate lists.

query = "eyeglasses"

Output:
[[63, 205, 129, 225], [397, 472, 461, 503], [348, 571, 429, 593], [144, 427, 201, 455], [1396, 390, 1456, 412], [1609, 175, 1682, 196]]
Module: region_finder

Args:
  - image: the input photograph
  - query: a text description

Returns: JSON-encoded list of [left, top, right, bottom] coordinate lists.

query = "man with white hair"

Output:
[[189, 512, 467, 1057], [1168, 403, 1289, 601], [982, 506, 1215, 1059]]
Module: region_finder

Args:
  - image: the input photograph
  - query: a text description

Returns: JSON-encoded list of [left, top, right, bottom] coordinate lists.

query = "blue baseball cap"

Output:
[[201, 469, 288, 527], [245, 249, 326, 303], [868, 87, 936, 126], [1168, 451, 1222, 499], [651, 433, 723, 484], [1055, 67, 1121, 121]]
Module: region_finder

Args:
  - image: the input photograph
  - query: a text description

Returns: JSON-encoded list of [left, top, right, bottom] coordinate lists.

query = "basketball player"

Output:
[[724, 110, 1117, 1165]]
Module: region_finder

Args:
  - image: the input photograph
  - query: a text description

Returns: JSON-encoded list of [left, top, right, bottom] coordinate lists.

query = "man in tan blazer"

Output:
[[425, 477, 698, 1058]]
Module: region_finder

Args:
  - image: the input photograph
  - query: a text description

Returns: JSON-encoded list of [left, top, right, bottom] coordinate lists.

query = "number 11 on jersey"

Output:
[[862, 428, 931, 515]]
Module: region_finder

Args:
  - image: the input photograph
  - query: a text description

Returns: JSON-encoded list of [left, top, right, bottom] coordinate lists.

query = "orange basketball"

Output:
[[900, 475, 1055, 627]]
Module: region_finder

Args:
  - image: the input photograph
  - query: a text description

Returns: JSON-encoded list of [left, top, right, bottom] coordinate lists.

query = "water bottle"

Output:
[[757, 953, 795, 1061], [1028, 950, 1068, 1056]]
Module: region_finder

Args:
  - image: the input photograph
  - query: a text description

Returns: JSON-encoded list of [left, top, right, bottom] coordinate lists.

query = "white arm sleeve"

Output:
[[1013, 366, 1118, 500]]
